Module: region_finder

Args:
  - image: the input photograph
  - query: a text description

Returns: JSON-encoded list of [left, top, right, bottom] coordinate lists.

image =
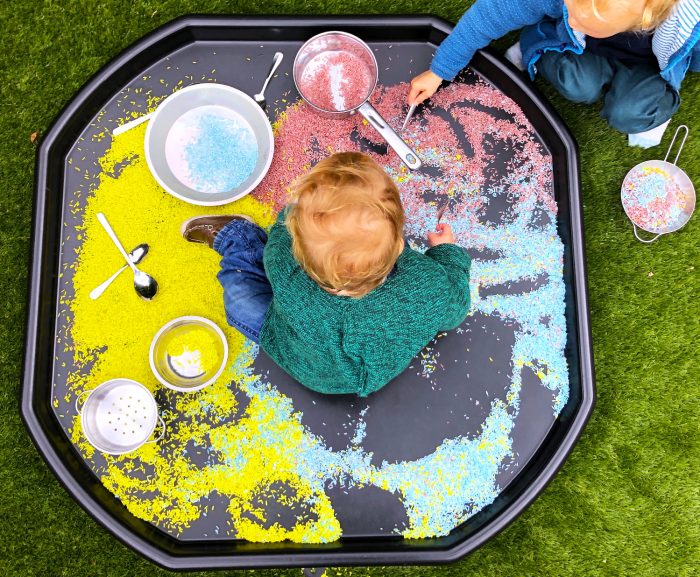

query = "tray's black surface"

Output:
[[23, 15, 594, 570]]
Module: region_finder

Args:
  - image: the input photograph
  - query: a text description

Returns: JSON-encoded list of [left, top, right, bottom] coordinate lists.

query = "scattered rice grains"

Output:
[[58, 76, 569, 543]]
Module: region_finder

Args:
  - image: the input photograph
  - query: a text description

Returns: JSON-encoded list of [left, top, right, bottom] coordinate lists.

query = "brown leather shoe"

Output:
[[181, 215, 254, 248]]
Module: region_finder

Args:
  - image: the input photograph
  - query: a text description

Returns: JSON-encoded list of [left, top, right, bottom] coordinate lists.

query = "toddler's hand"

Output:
[[408, 70, 443, 105], [428, 223, 455, 247]]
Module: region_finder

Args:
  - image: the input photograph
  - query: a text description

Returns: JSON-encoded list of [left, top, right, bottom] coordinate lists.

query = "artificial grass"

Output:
[[0, 1, 698, 576]]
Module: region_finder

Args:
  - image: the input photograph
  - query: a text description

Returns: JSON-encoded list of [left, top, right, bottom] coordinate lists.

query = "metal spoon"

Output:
[[96, 213, 158, 300], [254, 52, 284, 108], [401, 103, 418, 133], [436, 198, 450, 224], [89, 243, 149, 300]]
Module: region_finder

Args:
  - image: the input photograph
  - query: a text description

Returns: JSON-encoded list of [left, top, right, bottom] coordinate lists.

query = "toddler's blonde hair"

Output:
[[571, 0, 679, 30], [286, 152, 405, 298]]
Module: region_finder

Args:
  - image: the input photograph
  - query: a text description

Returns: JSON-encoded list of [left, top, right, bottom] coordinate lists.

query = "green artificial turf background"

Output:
[[1, 1, 698, 576]]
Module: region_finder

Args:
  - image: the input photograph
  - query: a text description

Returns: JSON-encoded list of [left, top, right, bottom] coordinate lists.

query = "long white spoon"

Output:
[[112, 112, 154, 136]]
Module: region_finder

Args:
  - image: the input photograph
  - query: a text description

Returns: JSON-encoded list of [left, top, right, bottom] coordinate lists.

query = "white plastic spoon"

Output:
[[112, 112, 154, 136]]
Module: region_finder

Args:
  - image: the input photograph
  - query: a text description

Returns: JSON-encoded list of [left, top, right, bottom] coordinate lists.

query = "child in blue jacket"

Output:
[[410, 0, 700, 147]]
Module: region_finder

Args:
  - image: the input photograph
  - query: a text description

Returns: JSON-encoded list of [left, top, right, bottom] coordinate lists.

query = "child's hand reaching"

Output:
[[408, 70, 443, 105], [428, 223, 455, 247]]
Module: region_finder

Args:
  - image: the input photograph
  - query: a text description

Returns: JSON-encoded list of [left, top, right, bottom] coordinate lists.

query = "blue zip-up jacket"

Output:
[[431, 0, 700, 91]]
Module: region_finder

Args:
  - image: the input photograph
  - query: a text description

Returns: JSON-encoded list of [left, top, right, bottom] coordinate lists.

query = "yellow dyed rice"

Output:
[[65, 117, 340, 542]]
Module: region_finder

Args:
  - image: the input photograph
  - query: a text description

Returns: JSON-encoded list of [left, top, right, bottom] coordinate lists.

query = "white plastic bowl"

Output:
[[144, 83, 274, 206]]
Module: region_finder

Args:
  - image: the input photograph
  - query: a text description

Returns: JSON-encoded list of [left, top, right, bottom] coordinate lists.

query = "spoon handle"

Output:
[[112, 112, 153, 136], [259, 52, 284, 96], [436, 199, 449, 224], [89, 264, 128, 300], [97, 213, 137, 271], [402, 103, 417, 133]]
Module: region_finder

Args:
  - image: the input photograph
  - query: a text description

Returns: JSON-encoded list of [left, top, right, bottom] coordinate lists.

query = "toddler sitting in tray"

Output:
[[181, 152, 472, 396]]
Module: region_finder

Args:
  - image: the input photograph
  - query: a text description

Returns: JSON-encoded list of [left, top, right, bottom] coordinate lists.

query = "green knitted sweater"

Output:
[[259, 211, 472, 396]]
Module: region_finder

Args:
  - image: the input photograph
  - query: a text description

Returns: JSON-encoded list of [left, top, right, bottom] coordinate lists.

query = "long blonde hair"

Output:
[[286, 152, 405, 298]]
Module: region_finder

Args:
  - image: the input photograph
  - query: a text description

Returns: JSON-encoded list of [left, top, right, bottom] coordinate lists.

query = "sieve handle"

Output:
[[633, 224, 662, 244], [75, 390, 91, 415], [358, 102, 422, 170], [147, 415, 166, 444], [663, 124, 688, 165]]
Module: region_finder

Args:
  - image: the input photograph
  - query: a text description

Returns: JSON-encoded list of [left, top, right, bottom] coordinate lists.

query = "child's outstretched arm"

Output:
[[409, 0, 561, 104], [425, 223, 472, 331]]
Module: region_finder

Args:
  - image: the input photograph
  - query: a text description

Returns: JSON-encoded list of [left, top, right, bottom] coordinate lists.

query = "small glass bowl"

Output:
[[149, 316, 228, 392]]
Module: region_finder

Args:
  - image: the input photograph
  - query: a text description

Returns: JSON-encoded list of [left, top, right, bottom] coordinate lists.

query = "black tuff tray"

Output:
[[23, 15, 594, 570]]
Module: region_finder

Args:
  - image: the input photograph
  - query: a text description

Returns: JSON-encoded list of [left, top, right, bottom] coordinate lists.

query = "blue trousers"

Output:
[[538, 51, 680, 133], [214, 219, 272, 343]]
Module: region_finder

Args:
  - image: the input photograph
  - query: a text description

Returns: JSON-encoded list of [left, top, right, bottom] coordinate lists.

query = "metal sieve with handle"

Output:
[[75, 378, 165, 455], [293, 31, 422, 171], [621, 125, 695, 243]]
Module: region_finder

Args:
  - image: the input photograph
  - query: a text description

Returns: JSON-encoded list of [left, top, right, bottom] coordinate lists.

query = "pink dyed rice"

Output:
[[298, 51, 374, 111]]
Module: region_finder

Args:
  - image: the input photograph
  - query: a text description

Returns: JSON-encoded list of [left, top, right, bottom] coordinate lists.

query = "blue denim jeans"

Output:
[[538, 51, 680, 133], [213, 219, 273, 343]]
